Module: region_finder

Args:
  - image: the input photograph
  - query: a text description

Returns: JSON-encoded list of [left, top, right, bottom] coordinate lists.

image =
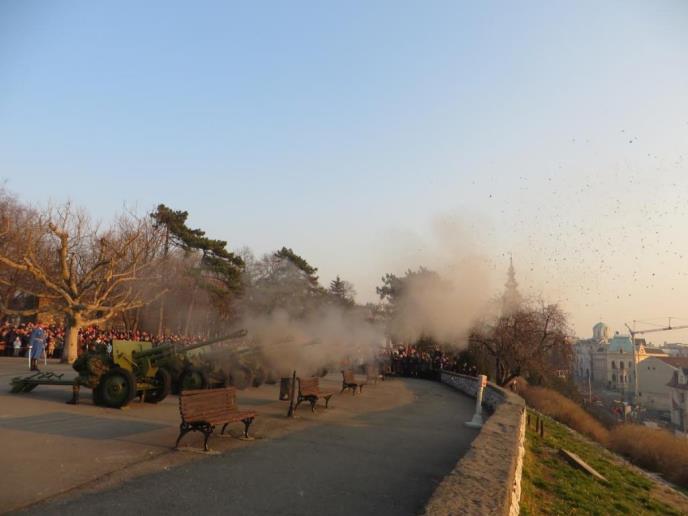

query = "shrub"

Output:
[[609, 424, 688, 488], [519, 386, 610, 444]]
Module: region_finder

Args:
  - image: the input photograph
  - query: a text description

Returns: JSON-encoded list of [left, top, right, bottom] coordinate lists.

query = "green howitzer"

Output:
[[200, 338, 329, 391], [187, 335, 275, 390], [9, 329, 248, 409], [131, 329, 248, 392]]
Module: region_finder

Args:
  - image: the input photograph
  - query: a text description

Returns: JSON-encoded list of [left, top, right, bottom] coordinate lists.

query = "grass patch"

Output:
[[519, 386, 688, 492], [520, 410, 684, 515]]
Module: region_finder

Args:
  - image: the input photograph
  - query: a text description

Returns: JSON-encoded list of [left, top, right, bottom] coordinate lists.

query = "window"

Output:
[[612, 361, 616, 369]]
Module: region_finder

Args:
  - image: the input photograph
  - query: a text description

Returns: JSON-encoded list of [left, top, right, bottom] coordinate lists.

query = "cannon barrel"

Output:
[[132, 329, 248, 360]]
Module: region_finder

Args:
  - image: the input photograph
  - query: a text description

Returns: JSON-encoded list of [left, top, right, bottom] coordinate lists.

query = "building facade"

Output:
[[574, 322, 609, 385], [637, 356, 687, 414], [667, 359, 688, 432]]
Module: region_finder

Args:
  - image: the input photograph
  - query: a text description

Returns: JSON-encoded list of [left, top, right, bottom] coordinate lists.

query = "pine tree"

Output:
[[150, 204, 244, 332], [329, 275, 355, 307]]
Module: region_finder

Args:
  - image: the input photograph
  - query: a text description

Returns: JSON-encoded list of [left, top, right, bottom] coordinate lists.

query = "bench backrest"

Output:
[[298, 377, 320, 396], [179, 387, 238, 420], [342, 370, 356, 383]]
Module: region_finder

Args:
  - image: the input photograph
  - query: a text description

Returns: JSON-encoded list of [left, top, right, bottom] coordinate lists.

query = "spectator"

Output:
[[29, 324, 46, 371]]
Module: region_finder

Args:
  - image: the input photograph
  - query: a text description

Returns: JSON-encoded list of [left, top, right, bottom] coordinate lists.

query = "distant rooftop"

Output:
[[657, 356, 688, 369], [608, 335, 634, 353]]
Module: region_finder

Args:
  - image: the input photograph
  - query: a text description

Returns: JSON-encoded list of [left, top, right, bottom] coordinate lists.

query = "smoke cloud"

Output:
[[379, 214, 495, 348], [241, 307, 384, 377]]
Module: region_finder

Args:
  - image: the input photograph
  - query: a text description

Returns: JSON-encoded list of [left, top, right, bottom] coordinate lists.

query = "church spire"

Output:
[[502, 255, 522, 314]]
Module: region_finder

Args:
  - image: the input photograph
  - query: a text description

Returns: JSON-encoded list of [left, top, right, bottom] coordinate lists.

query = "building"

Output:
[[605, 334, 667, 399], [637, 356, 687, 414], [593, 322, 610, 342], [666, 358, 688, 432], [661, 342, 688, 357], [574, 322, 608, 385], [606, 334, 635, 394], [501, 257, 522, 315]]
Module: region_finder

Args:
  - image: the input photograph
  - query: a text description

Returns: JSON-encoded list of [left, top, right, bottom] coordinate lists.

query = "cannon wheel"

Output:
[[180, 368, 209, 391], [144, 368, 172, 403], [229, 365, 253, 390], [317, 367, 328, 378], [95, 367, 136, 408]]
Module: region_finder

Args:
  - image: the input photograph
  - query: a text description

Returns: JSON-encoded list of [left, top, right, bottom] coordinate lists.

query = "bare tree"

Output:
[[469, 302, 572, 386], [0, 194, 164, 362]]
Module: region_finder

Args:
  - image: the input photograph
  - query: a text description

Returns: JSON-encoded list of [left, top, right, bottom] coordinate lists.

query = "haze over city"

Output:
[[2, 0, 687, 338]]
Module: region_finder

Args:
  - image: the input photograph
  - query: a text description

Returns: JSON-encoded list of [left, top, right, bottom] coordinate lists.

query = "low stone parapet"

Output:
[[423, 371, 526, 516]]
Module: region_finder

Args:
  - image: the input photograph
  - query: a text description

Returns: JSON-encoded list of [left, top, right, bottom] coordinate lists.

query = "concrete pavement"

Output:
[[1, 357, 479, 515]]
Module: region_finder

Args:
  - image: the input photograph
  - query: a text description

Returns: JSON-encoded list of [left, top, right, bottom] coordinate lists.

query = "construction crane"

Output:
[[623, 319, 688, 413]]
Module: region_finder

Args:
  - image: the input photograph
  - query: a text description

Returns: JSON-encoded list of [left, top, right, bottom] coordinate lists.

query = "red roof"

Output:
[[656, 356, 688, 368], [644, 348, 668, 355]]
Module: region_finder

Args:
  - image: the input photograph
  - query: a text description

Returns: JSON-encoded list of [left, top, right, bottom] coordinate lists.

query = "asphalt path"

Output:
[[23, 378, 479, 516]]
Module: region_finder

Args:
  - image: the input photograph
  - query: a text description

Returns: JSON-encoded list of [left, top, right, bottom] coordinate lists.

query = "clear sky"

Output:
[[1, 1, 688, 339]]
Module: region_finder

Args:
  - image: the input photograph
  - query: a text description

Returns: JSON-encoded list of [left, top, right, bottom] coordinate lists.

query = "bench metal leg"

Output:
[[241, 417, 254, 439], [176, 422, 213, 452], [324, 395, 332, 408], [201, 424, 213, 452], [310, 398, 316, 413], [341, 383, 358, 395], [221, 423, 229, 435], [175, 422, 191, 448]]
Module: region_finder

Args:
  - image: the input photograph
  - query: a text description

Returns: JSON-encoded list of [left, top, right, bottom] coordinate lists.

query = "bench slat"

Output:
[[185, 410, 257, 424]]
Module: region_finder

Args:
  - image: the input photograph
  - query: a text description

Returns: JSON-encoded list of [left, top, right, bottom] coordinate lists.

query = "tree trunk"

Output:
[[63, 315, 83, 364], [157, 226, 170, 337], [184, 286, 197, 337]]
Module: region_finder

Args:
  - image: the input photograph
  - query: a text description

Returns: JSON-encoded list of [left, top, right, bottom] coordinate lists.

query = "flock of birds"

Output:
[[461, 129, 687, 336]]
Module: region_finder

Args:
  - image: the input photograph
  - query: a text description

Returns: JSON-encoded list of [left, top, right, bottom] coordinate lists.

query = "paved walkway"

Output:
[[21, 379, 478, 516]]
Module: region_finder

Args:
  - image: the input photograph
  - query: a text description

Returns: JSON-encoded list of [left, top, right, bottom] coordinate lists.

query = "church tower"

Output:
[[502, 256, 523, 314]]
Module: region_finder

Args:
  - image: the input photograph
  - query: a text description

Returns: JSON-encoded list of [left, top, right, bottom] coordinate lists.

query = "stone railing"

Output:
[[423, 371, 526, 516]]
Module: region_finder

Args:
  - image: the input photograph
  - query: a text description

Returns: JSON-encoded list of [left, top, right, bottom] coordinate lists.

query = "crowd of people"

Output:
[[2, 321, 479, 382], [388, 344, 478, 379], [0, 321, 199, 359]]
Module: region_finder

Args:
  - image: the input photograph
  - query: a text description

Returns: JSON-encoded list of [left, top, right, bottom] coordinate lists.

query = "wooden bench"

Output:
[[341, 369, 366, 395], [176, 387, 256, 452], [296, 377, 333, 412], [366, 364, 383, 385]]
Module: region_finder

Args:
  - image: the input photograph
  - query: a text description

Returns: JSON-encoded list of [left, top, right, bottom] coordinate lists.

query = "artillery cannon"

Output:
[[136, 329, 248, 393], [9, 329, 247, 409]]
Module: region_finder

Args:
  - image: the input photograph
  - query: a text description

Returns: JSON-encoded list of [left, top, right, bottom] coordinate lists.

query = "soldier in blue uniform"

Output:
[[29, 324, 46, 371]]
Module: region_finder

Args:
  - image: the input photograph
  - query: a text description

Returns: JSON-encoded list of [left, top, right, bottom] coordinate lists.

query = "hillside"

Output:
[[520, 410, 688, 515]]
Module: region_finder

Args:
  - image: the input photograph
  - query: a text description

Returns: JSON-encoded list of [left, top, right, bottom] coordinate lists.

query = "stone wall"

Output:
[[423, 371, 526, 516]]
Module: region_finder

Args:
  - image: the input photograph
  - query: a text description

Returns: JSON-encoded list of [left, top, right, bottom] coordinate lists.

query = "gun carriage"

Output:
[[10, 329, 247, 408]]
